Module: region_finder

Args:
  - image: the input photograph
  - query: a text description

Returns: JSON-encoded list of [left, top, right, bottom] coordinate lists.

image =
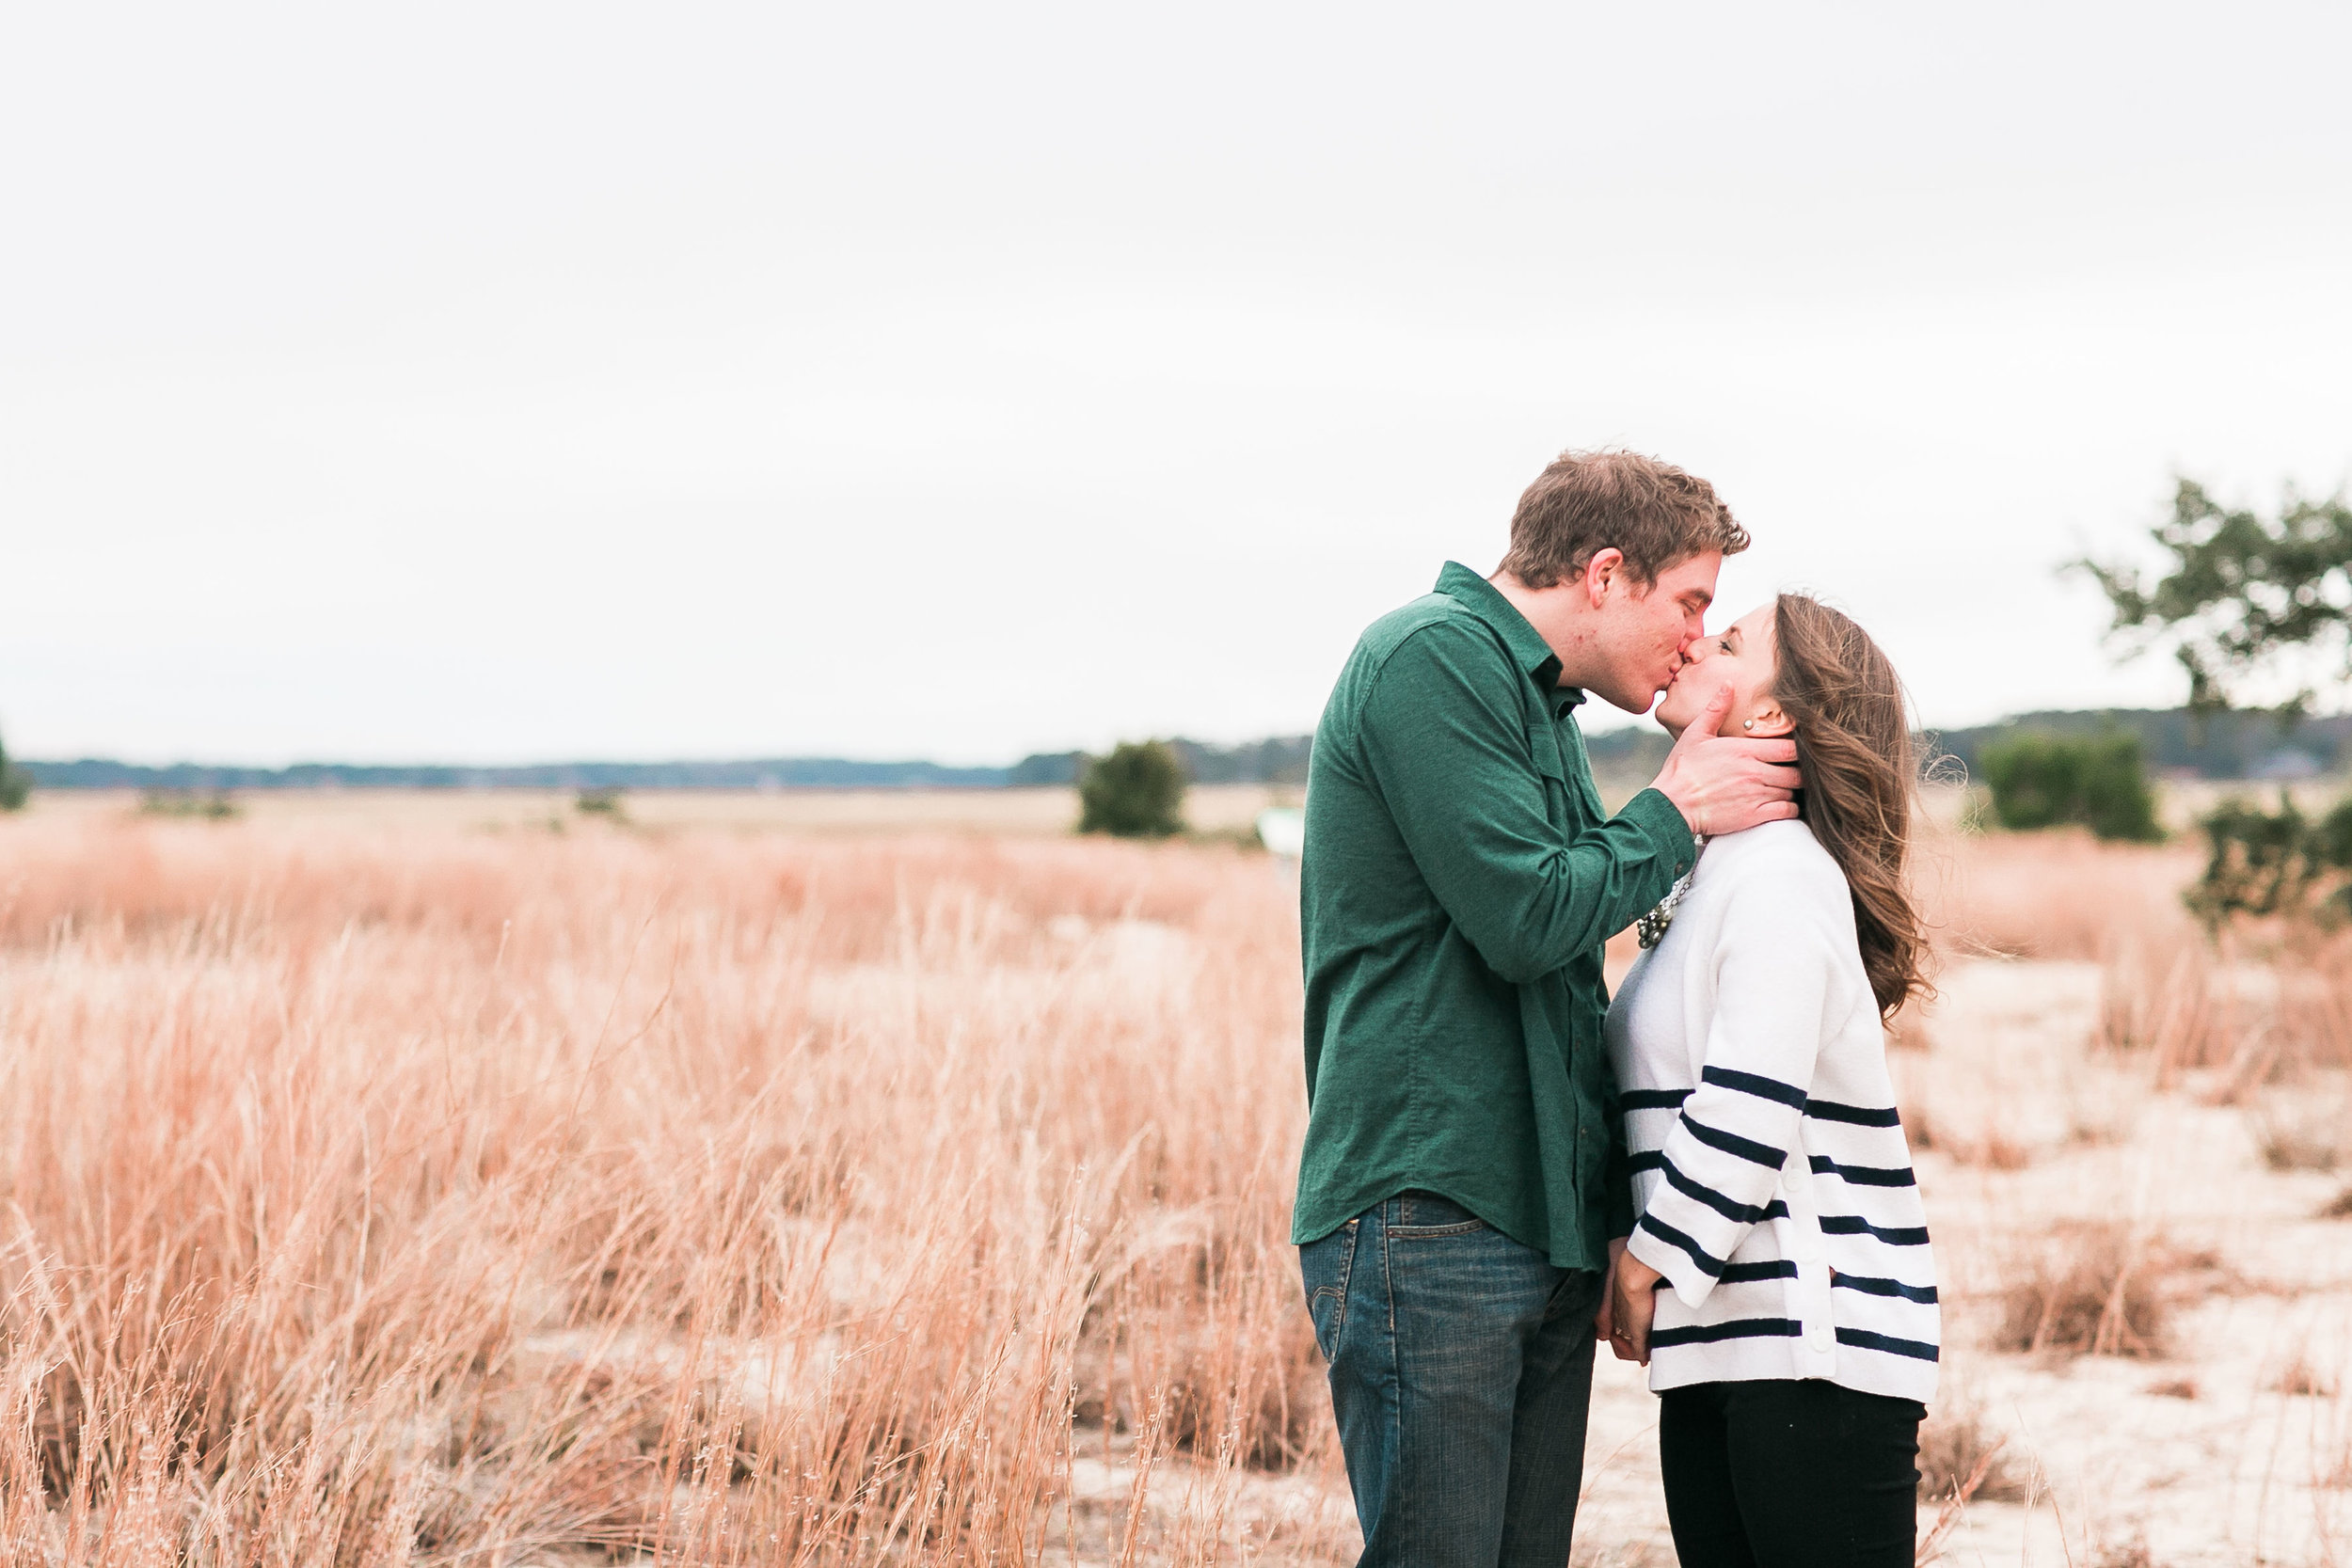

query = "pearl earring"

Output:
[[1742, 719, 1755, 731]]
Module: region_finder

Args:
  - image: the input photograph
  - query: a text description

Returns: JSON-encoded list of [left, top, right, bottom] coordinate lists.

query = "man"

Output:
[[1295, 449, 1802, 1566]]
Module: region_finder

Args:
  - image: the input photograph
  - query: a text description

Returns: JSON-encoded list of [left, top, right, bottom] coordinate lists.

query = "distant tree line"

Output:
[[20, 757, 1014, 791], [1926, 707, 2352, 784], [20, 742, 1327, 794], [12, 710, 2346, 806], [1010, 736, 1313, 789]]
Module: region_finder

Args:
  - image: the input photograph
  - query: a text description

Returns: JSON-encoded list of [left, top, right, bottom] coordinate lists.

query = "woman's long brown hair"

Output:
[[1769, 594, 1932, 1019]]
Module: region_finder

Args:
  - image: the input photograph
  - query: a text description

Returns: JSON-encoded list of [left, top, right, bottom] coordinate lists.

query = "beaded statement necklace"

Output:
[[1634, 835, 1709, 950]]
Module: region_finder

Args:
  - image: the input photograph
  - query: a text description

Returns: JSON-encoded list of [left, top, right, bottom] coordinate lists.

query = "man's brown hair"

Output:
[[1497, 449, 1749, 589]]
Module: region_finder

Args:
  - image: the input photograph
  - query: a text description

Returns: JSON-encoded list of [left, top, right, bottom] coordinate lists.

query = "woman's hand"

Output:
[[1607, 1247, 1662, 1364], [1594, 1238, 1625, 1343]]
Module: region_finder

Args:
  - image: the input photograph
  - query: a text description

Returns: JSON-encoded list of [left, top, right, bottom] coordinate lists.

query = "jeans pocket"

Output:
[[1544, 1265, 1605, 1322], [1386, 1190, 1490, 1238], [1300, 1218, 1360, 1363]]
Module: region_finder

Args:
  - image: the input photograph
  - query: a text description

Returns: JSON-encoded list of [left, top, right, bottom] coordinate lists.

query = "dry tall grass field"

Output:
[[0, 795, 2345, 1565]]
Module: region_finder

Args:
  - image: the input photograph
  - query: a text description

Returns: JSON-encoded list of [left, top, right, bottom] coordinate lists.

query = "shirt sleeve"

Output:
[[1623, 868, 1844, 1308], [1357, 620, 1694, 986]]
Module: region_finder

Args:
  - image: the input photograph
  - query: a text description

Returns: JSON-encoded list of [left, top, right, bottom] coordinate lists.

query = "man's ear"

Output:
[[1582, 547, 1626, 608]]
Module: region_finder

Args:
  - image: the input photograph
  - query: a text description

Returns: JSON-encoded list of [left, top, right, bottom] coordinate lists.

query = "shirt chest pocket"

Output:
[[1527, 720, 1600, 823]]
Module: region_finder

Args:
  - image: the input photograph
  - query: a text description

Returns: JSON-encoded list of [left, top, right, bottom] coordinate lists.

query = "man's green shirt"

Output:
[[1292, 562, 1696, 1273]]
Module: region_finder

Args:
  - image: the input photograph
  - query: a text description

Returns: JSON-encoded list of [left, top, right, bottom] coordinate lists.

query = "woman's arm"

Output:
[[1622, 868, 1848, 1310]]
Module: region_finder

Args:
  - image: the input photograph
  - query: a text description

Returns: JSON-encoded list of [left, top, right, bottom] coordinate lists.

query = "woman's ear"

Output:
[[1733, 705, 1795, 739]]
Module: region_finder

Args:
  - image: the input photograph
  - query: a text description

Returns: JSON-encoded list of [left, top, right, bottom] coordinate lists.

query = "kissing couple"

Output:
[[1295, 449, 1938, 1567]]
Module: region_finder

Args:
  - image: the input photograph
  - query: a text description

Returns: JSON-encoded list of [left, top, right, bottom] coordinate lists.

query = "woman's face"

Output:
[[1653, 602, 1788, 740]]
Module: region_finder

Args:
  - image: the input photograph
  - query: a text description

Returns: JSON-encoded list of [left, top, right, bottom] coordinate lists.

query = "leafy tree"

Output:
[[2080, 479, 2352, 721], [0, 730, 27, 812], [1978, 732, 2163, 842], [1077, 741, 1186, 838], [2081, 479, 2352, 925]]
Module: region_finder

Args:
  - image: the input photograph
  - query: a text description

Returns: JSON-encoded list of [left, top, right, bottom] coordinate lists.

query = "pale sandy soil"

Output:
[[1069, 957, 2352, 1567], [1893, 961, 2352, 1568]]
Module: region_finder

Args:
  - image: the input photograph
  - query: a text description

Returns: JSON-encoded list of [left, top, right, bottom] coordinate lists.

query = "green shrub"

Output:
[[0, 731, 27, 812], [1077, 741, 1186, 838], [2186, 794, 2352, 927], [575, 787, 628, 819], [138, 789, 239, 821], [1979, 732, 2163, 842]]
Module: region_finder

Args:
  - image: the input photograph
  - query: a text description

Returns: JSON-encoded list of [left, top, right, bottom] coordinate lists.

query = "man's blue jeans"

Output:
[[1299, 1191, 1605, 1568]]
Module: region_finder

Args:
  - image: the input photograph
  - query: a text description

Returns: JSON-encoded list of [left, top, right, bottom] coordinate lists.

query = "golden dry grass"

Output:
[[8, 793, 2352, 1565], [0, 807, 1330, 1564], [1987, 1222, 2225, 1359]]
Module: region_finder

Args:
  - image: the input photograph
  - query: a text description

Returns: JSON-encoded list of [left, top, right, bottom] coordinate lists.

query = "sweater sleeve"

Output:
[[1624, 866, 1845, 1309]]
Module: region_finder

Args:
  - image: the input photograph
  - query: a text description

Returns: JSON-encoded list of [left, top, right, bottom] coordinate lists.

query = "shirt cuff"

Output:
[[1616, 787, 1698, 879]]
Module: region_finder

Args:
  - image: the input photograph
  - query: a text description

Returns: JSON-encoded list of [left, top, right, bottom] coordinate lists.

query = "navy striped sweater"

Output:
[[1605, 819, 1939, 1403]]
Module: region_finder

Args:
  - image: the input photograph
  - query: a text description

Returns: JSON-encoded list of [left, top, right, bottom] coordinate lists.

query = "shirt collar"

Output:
[[1433, 561, 1575, 700]]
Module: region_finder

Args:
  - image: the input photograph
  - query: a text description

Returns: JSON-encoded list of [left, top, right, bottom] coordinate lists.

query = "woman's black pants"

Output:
[[1659, 1378, 1924, 1568]]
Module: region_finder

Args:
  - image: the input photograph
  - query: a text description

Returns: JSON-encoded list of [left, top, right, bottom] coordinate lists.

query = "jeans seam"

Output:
[[1377, 1197, 1406, 1550], [1306, 1219, 1362, 1364], [1327, 1220, 1359, 1347]]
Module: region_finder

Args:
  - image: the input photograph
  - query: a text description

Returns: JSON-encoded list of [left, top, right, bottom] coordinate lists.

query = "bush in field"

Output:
[[1979, 732, 2163, 842], [1078, 740, 1186, 838], [0, 730, 27, 812], [575, 787, 628, 819], [1994, 1220, 2220, 1358], [1916, 1393, 2033, 1504], [137, 788, 240, 820], [2186, 794, 2352, 927]]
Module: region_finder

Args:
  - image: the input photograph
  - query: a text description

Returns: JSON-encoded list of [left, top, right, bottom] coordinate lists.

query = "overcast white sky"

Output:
[[4, 3, 2348, 765]]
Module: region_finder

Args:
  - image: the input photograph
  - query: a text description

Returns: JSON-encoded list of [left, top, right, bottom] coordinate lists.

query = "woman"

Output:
[[1602, 593, 1937, 1568]]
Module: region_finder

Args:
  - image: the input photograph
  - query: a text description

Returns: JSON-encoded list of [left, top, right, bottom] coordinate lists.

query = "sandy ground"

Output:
[[1072, 957, 2352, 1567], [1893, 961, 2352, 1568], [1545, 956, 2350, 1565]]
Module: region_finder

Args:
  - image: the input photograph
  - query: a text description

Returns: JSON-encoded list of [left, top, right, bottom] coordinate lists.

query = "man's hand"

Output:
[[1650, 684, 1802, 836], [1607, 1247, 1662, 1365]]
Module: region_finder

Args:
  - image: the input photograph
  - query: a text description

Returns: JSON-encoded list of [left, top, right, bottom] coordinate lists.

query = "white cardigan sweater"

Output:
[[1605, 819, 1939, 1404]]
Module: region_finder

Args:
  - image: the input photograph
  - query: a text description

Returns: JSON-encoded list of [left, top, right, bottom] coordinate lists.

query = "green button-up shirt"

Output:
[[1292, 562, 1696, 1273]]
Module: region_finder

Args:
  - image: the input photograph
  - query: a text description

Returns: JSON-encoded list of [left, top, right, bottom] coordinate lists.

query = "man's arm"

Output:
[[1359, 623, 1691, 985]]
